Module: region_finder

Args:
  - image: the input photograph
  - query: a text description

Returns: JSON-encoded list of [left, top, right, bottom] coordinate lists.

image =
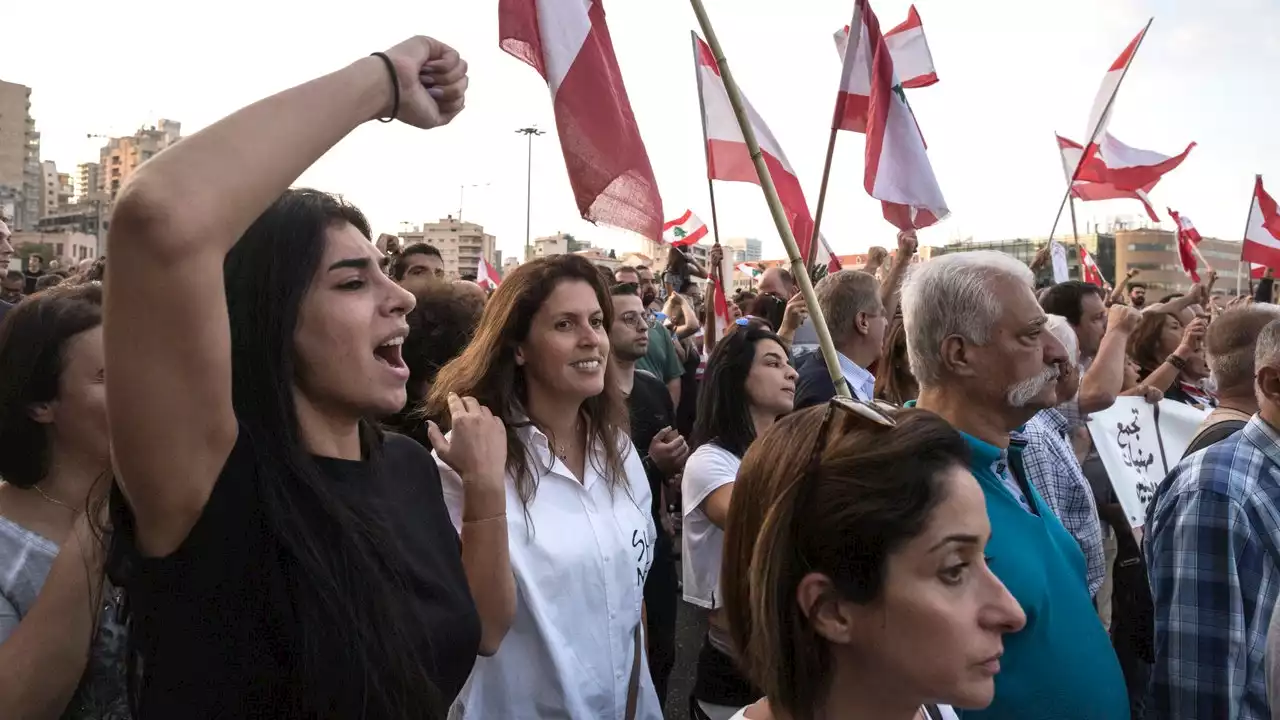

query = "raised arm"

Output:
[[1109, 268, 1139, 305], [880, 230, 917, 323], [105, 37, 467, 556]]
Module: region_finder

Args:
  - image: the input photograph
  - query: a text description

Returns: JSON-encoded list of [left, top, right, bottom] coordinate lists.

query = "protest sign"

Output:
[[1087, 397, 1209, 527]]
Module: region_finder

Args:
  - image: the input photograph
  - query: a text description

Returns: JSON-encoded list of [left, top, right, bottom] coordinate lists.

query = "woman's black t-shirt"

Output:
[[109, 427, 480, 718]]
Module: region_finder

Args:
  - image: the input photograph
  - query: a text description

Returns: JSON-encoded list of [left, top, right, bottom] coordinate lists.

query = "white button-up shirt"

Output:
[[437, 424, 660, 719], [836, 351, 876, 402]]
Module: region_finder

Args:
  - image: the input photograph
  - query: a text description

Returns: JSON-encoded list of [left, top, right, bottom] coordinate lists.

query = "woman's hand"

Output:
[[1175, 316, 1208, 358], [381, 36, 469, 129], [429, 393, 506, 493], [1120, 384, 1163, 404]]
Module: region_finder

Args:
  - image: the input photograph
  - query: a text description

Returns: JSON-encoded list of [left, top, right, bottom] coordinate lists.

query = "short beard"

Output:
[[614, 348, 647, 363], [1006, 366, 1061, 408]]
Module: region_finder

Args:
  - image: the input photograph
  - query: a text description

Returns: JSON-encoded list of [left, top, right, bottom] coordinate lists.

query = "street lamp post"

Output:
[[515, 127, 544, 262]]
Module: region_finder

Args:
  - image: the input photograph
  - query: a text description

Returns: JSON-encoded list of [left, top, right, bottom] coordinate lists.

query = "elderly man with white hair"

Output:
[[903, 251, 1128, 720], [1149, 317, 1280, 720]]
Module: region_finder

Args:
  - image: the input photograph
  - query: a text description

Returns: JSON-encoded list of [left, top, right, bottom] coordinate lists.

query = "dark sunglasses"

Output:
[[806, 396, 898, 479], [786, 395, 899, 576]]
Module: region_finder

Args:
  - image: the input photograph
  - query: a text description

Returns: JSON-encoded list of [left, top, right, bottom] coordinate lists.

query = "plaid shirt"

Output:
[[1144, 414, 1280, 720], [1013, 409, 1105, 597]]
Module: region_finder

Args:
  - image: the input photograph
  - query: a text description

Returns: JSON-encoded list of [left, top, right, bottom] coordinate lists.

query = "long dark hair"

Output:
[[724, 407, 969, 720], [427, 254, 629, 511], [692, 325, 788, 458], [0, 283, 103, 488], [115, 189, 442, 717]]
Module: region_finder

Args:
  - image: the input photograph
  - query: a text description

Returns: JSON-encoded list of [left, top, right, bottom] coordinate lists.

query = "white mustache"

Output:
[[1006, 365, 1062, 408]]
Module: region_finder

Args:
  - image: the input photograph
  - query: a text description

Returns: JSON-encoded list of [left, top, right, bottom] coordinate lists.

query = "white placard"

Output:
[[1050, 240, 1070, 284], [1086, 397, 1210, 527]]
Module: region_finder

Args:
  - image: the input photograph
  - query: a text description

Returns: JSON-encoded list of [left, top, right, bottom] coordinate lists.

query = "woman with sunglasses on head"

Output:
[[683, 325, 799, 720], [428, 253, 660, 719], [103, 37, 511, 719], [0, 283, 128, 718], [723, 401, 1027, 720]]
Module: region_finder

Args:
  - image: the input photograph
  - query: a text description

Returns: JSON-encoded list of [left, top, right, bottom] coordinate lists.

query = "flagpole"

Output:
[[688, 0, 851, 398], [1238, 177, 1258, 296], [1048, 17, 1154, 244], [1068, 195, 1082, 280], [692, 32, 723, 248], [806, 128, 839, 273], [808, 1, 864, 275]]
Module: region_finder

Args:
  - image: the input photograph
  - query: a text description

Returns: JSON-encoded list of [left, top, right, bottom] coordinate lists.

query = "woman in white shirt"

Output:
[[429, 253, 659, 719], [721, 402, 1026, 720], [683, 324, 798, 720]]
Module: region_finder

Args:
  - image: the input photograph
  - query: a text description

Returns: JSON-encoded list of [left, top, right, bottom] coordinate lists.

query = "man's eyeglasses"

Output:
[[618, 311, 647, 330]]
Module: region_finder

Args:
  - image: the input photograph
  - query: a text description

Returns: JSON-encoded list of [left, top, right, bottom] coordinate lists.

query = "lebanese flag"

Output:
[[706, 267, 734, 349], [662, 210, 708, 247], [1252, 263, 1269, 280], [500, 0, 663, 240], [694, 33, 817, 260], [736, 262, 762, 278], [1082, 23, 1149, 161], [1095, 134, 1195, 191], [1079, 246, 1105, 287], [850, 0, 948, 230], [832, 4, 937, 133], [1057, 135, 1159, 222], [476, 257, 501, 290], [1167, 208, 1200, 283], [1242, 175, 1280, 269]]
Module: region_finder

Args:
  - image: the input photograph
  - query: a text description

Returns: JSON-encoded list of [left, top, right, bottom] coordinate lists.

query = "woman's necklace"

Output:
[[32, 484, 76, 512]]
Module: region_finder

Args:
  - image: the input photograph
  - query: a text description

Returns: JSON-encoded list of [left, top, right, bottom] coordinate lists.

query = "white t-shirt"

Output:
[[437, 425, 661, 720], [682, 443, 741, 609]]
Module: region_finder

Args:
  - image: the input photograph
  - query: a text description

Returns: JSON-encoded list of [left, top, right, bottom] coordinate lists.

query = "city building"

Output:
[[40, 161, 72, 218], [933, 234, 1116, 288], [574, 246, 621, 274], [11, 231, 99, 265], [99, 120, 182, 201], [638, 237, 713, 273], [1113, 228, 1246, 295], [0, 79, 42, 229], [723, 236, 762, 263], [75, 162, 101, 203], [397, 215, 497, 281], [531, 232, 589, 260], [502, 256, 521, 278], [35, 203, 104, 239]]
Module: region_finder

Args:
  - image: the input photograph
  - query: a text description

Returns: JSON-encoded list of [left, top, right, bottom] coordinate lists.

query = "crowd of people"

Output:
[[2, 35, 1280, 720]]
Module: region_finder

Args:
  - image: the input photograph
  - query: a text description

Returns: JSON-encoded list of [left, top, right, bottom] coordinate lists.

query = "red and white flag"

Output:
[[1167, 208, 1201, 282], [1082, 23, 1149, 161], [1079, 246, 1105, 287], [694, 33, 818, 261], [1095, 134, 1195, 191], [706, 267, 734, 349], [832, 4, 938, 132], [476, 257, 501, 290], [1056, 134, 1159, 222], [1242, 175, 1280, 269], [500, 0, 663, 240], [662, 210, 708, 247], [834, 0, 948, 231], [1252, 264, 1269, 280]]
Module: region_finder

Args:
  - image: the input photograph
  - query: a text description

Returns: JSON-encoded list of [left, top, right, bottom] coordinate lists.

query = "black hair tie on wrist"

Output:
[[370, 52, 399, 123]]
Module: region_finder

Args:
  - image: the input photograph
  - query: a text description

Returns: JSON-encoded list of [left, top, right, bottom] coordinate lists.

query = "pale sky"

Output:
[[6, 0, 1279, 262]]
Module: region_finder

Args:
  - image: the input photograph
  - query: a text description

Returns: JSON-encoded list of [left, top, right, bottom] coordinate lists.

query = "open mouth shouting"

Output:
[[374, 329, 410, 381]]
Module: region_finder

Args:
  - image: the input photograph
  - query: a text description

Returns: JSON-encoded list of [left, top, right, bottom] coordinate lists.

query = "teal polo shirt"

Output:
[[636, 323, 683, 383], [956, 430, 1128, 719]]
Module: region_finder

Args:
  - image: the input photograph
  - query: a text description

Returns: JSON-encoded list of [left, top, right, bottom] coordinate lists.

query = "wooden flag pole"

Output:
[[806, 128, 839, 273], [688, 0, 851, 398], [1048, 17, 1154, 244]]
